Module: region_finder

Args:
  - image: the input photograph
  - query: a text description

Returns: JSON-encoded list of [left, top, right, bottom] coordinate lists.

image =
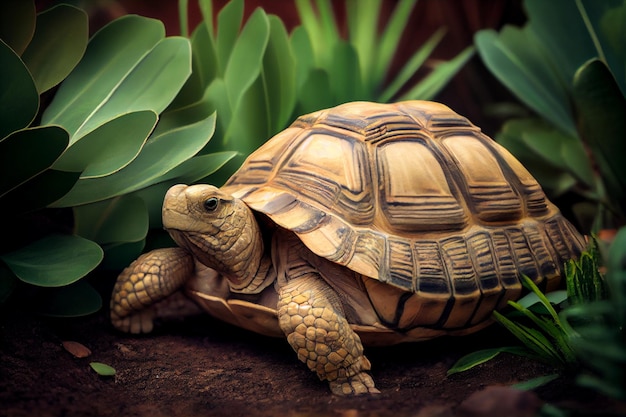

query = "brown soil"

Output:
[[1, 308, 624, 417]]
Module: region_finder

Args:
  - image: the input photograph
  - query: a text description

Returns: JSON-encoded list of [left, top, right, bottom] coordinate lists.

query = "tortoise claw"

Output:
[[329, 372, 380, 396], [111, 308, 155, 334]]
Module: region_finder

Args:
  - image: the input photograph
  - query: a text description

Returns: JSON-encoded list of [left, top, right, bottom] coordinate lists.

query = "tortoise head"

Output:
[[162, 184, 263, 290]]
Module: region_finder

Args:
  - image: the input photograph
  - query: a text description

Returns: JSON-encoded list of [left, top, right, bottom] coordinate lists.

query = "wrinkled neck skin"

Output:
[[167, 196, 274, 294]]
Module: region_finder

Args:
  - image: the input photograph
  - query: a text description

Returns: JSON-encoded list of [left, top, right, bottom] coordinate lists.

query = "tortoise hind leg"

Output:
[[277, 276, 379, 395], [110, 247, 195, 334]]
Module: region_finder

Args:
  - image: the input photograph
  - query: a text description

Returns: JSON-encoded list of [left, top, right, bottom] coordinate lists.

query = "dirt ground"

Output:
[[1, 306, 625, 417]]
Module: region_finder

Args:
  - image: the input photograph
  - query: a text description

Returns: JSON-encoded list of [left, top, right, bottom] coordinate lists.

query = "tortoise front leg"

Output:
[[110, 247, 195, 334], [277, 276, 379, 395]]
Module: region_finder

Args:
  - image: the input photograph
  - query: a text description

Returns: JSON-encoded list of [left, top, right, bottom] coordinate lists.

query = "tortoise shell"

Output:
[[220, 101, 585, 334]]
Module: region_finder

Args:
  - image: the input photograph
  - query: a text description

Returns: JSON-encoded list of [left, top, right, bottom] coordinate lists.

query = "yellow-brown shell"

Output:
[[222, 101, 585, 295]]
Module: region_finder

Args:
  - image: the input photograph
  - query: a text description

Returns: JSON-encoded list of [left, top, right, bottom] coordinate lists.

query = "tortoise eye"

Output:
[[203, 197, 219, 212]]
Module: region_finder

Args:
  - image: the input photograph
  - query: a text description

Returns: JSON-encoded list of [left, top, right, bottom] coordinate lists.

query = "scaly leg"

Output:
[[110, 247, 195, 334], [278, 276, 379, 395]]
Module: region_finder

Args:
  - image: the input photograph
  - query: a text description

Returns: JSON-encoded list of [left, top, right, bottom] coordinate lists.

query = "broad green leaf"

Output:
[[294, 68, 334, 116], [600, 1, 626, 95], [54, 111, 158, 178], [346, 0, 381, 90], [50, 113, 216, 207], [35, 281, 102, 317], [90, 362, 116, 377], [516, 120, 595, 189], [225, 76, 270, 154], [1, 169, 80, 215], [155, 96, 214, 138], [497, 119, 580, 197], [399, 46, 474, 101], [329, 41, 363, 103], [525, 0, 608, 85], [0, 126, 69, 197], [372, 0, 418, 87], [0, 39, 38, 138], [203, 79, 231, 149], [170, 22, 215, 109], [74, 195, 148, 245], [380, 28, 445, 102], [0, 0, 35, 55], [215, 0, 243, 75], [262, 15, 296, 134], [290, 27, 315, 92], [152, 151, 237, 185], [0, 234, 103, 287], [41, 15, 165, 137], [71, 37, 191, 141], [224, 8, 269, 111], [573, 59, 626, 218], [21, 4, 88, 93], [475, 28, 575, 136]]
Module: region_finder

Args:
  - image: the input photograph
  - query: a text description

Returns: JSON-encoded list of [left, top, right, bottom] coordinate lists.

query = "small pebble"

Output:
[[62, 341, 91, 358]]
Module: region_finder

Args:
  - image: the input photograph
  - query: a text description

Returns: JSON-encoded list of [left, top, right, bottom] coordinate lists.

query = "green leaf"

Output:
[[262, 15, 296, 134], [497, 119, 580, 197], [372, 0, 418, 87], [224, 8, 269, 111], [0, 235, 103, 287], [35, 280, 102, 317], [73, 195, 148, 245], [399, 46, 474, 101], [41, 15, 180, 141], [294, 68, 334, 116], [50, 113, 217, 207], [346, 0, 382, 89], [572, 58, 626, 218], [0, 126, 69, 198], [215, 0, 243, 76], [447, 346, 530, 375], [0, 0, 35, 55], [329, 41, 363, 103], [225, 76, 270, 154], [90, 362, 116, 377], [53, 111, 158, 178], [474, 28, 575, 136], [0, 39, 38, 138], [524, 0, 608, 85], [380, 28, 445, 102], [290, 26, 316, 91], [21, 4, 88, 93]]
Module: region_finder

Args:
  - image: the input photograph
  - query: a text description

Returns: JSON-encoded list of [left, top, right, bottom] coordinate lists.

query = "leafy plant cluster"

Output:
[[171, 0, 473, 181], [475, 0, 626, 233], [0, 1, 235, 315], [449, 230, 626, 403], [0, 0, 471, 315]]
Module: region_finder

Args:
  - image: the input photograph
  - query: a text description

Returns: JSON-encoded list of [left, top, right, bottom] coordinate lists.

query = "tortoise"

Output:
[[110, 100, 586, 395]]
